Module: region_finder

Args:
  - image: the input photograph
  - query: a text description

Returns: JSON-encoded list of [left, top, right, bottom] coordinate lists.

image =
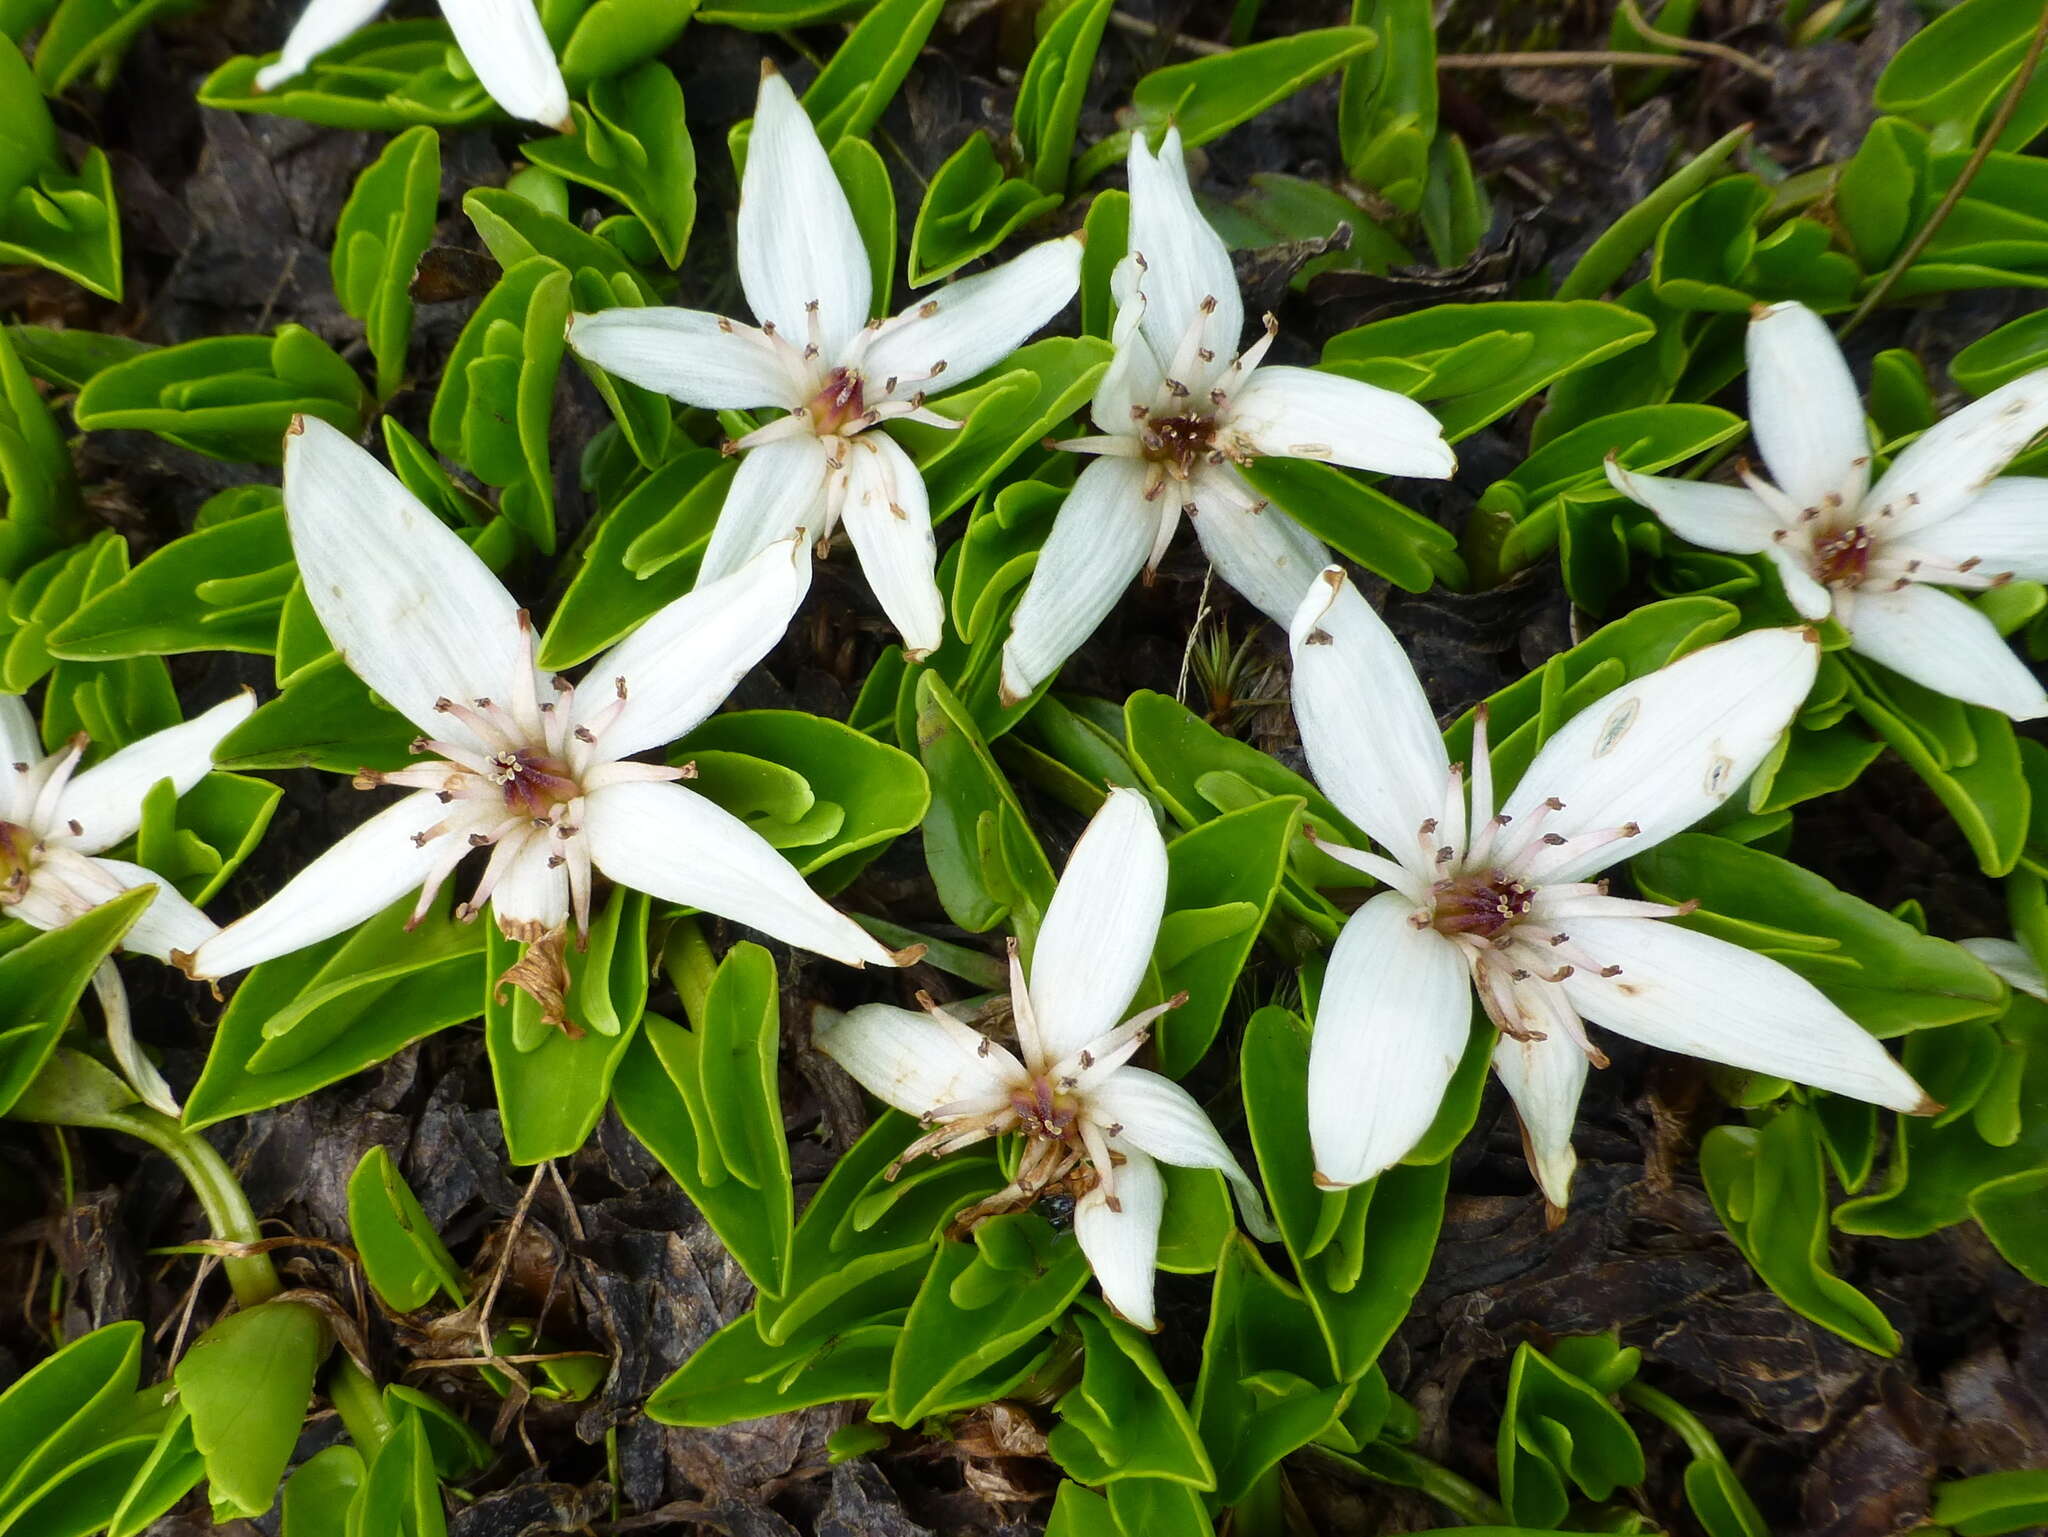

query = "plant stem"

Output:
[[1311, 1443, 1511, 1526], [1621, 1381, 1724, 1464], [1839, 0, 2048, 339], [98, 1106, 281, 1307], [663, 917, 717, 1030], [328, 1355, 394, 1457]]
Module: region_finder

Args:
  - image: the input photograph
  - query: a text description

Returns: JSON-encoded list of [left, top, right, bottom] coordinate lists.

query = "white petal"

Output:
[[1764, 543, 1835, 621], [1224, 366, 1454, 479], [574, 538, 809, 759], [697, 435, 832, 586], [566, 310, 800, 412], [1562, 917, 1931, 1111], [488, 832, 569, 934], [1088, 276, 1164, 434], [862, 236, 1084, 397], [1025, 787, 1167, 1067], [740, 66, 871, 363], [91, 857, 220, 963], [253, 0, 388, 89], [91, 958, 180, 1117], [815, 1002, 1019, 1117], [1498, 627, 1820, 883], [1000, 456, 1156, 702], [1491, 1026, 1587, 1210], [839, 434, 943, 658], [1190, 475, 1331, 626], [1074, 1142, 1164, 1331], [1869, 369, 2048, 538], [438, 0, 570, 130], [1309, 890, 1471, 1187], [1745, 301, 1871, 512], [282, 417, 530, 749], [582, 779, 896, 967], [1960, 937, 2048, 1001], [1603, 461, 1780, 554], [1891, 478, 2048, 581], [1839, 583, 2048, 720], [1287, 566, 1450, 864], [53, 692, 256, 856], [1, 693, 39, 769], [1125, 128, 1241, 392], [1086, 1067, 1276, 1240], [184, 791, 457, 978]]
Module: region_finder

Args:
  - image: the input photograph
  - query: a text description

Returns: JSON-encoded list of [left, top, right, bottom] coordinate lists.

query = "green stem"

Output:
[[663, 917, 717, 1030], [1318, 1444, 1511, 1526], [1621, 1381, 1725, 1465], [97, 1106, 281, 1307], [327, 1356, 394, 1458]]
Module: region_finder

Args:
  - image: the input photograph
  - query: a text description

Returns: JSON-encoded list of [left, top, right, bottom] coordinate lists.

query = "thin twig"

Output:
[[1618, 0, 1775, 80], [1839, 0, 2048, 339], [1177, 566, 1216, 707], [404, 1350, 606, 1371], [1106, 10, 1708, 68]]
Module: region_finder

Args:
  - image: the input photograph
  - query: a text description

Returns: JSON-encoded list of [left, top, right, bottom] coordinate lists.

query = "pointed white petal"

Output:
[[1074, 1142, 1164, 1331], [282, 417, 530, 747], [1764, 544, 1835, 620], [815, 1002, 1019, 1117], [582, 779, 895, 967], [53, 692, 255, 856], [1000, 456, 1155, 701], [740, 67, 871, 362], [1603, 461, 1780, 554], [1025, 787, 1167, 1067], [1190, 476, 1332, 626], [1890, 478, 2048, 581], [863, 236, 1083, 397], [839, 434, 943, 658], [697, 435, 832, 586], [1869, 369, 2048, 538], [1, 693, 38, 769], [184, 791, 457, 978], [438, 0, 569, 130], [1125, 128, 1242, 393], [1309, 890, 1471, 1187], [1959, 936, 2048, 1001], [1492, 1025, 1587, 1210], [1086, 1066, 1276, 1240], [575, 538, 809, 759], [254, 0, 388, 89], [1088, 274, 1164, 434], [488, 833, 569, 934], [91, 958, 181, 1117], [88, 857, 219, 963], [1224, 366, 1454, 479], [567, 310, 800, 411], [1288, 566, 1450, 864], [1839, 583, 2048, 720], [1562, 916, 1931, 1111], [1745, 301, 1871, 512], [1498, 627, 1820, 883]]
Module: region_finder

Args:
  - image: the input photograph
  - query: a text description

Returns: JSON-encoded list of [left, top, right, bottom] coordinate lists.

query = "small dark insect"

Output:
[[1039, 1190, 1077, 1232]]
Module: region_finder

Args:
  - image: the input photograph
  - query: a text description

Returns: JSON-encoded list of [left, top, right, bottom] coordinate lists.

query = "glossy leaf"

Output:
[[348, 1145, 468, 1312], [332, 126, 440, 400]]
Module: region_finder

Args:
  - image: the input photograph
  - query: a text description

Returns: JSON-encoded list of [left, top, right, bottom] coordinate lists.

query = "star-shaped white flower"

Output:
[[1608, 301, 2048, 720], [815, 787, 1275, 1330], [5, 688, 253, 1115], [182, 417, 907, 1021], [998, 128, 1455, 703], [254, 0, 570, 130], [1289, 567, 1933, 1206], [566, 64, 1083, 663]]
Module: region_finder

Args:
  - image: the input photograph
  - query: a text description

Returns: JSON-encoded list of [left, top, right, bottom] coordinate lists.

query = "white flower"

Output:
[[815, 787, 1275, 1330], [254, 0, 571, 130], [5, 688, 253, 1116], [1960, 936, 2048, 1001], [998, 128, 1455, 704], [566, 64, 1083, 663], [182, 417, 908, 1025], [1607, 301, 2048, 720], [1288, 567, 1933, 1207]]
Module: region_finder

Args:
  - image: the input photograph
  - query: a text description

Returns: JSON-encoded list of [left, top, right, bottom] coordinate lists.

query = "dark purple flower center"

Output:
[[1432, 871, 1536, 939]]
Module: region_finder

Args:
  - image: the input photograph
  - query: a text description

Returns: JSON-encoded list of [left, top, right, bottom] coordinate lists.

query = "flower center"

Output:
[[1011, 1075, 1081, 1140], [1812, 523, 1874, 587], [807, 366, 867, 437], [1430, 870, 1536, 940], [485, 748, 580, 817], [1141, 410, 1221, 478]]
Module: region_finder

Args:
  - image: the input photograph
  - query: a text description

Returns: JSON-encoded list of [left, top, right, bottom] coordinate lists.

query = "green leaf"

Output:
[[1239, 455, 1465, 593], [280, 1445, 362, 1537], [1048, 1301, 1215, 1487], [800, 0, 945, 148], [1498, 1340, 1645, 1527], [915, 671, 1056, 931], [176, 1301, 331, 1519], [72, 329, 364, 463], [524, 62, 696, 267], [1338, 0, 1435, 209], [1836, 117, 1927, 269], [0, 320, 82, 580], [0, 1320, 145, 1513], [909, 132, 1061, 285], [1015, 0, 1114, 193], [1701, 1106, 1901, 1355], [1557, 124, 1752, 301], [199, 21, 499, 131], [182, 891, 485, 1129], [1968, 1165, 2048, 1283], [348, 1145, 468, 1312], [1933, 1470, 2048, 1537], [1953, 305, 2048, 394], [1874, 0, 2048, 151], [559, 0, 694, 86], [332, 126, 441, 400], [4, 324, 150, 393], [428, 255, 571, 550], [646, 1313, 900, 1427], [0, 139, 124, 302], [32, 0, 200, 92], [1324, 300, 1655, 441], [0, 885, 150, 1116], [105, 1405, 205, 1537]]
